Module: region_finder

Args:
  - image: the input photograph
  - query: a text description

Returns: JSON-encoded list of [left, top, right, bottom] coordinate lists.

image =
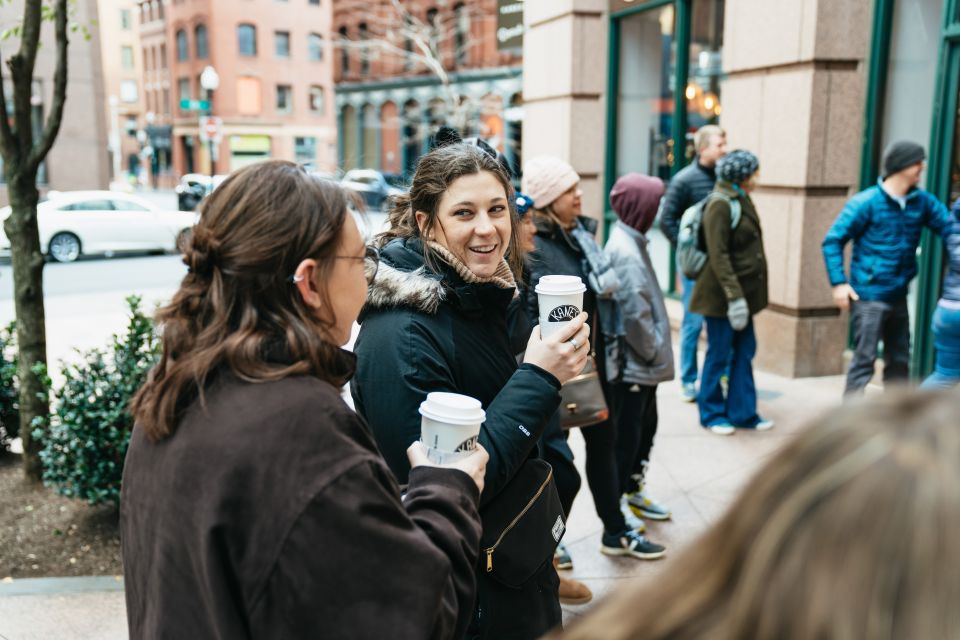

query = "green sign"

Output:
[[497, 0, 523, 51], [179, 99, 210, 111]]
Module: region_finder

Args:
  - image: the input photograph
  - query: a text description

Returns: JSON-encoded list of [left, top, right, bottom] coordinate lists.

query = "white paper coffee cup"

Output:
[[419, 392, 485, 464], [535, 275, 586, 339]]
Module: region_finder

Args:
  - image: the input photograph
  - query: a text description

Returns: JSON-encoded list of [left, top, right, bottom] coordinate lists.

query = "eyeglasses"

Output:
[[288, 245, 380, 286]]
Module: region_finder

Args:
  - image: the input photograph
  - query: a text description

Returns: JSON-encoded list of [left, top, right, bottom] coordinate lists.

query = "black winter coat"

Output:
[[657, 159, 717, 244], [352, 237, 563, 640]]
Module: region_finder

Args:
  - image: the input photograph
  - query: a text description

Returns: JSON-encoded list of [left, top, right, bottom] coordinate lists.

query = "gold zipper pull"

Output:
[[486, 549, 493, 572]]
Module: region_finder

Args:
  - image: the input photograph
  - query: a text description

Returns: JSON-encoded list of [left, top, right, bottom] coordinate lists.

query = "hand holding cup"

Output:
[[523, 311, 591, 385], [407, 441, 488, 495]]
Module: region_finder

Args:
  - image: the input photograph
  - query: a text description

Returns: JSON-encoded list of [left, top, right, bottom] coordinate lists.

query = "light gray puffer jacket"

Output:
[[603, 221, 675, 386]]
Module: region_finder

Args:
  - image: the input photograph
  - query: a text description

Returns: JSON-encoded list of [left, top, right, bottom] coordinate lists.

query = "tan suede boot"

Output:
[[554, 556, 592, 605]]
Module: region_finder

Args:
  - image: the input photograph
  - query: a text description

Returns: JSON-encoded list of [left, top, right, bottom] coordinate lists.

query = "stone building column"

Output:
[[721, 0, 872, 377], [522, 1, 608, 221]]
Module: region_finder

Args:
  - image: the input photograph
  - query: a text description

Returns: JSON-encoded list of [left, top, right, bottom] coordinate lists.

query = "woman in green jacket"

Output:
[[689, 150, 772, 435]]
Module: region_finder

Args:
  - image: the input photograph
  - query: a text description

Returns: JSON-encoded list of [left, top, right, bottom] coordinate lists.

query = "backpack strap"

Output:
[[705, 192, 741, 229]]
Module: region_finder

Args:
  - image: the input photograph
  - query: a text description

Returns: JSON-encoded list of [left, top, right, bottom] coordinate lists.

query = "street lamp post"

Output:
[[200, 65, 220, 180]]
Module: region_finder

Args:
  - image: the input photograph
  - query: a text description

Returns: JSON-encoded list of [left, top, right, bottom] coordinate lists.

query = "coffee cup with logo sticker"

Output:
[[419, 392, 485, 464], [535, 275, 587, 339]]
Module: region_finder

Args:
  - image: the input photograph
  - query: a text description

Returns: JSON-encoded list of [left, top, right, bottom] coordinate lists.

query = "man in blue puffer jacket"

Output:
[[822, 141, 952, 395]]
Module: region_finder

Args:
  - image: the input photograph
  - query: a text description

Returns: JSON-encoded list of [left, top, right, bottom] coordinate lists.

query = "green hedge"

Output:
[[0, 322, 19, 449], [34, 296, 160, 506]]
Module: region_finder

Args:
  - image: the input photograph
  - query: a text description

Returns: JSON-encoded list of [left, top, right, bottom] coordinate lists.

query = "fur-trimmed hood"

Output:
[[366, 260, 447, 315], [364, 237, 516, 316]]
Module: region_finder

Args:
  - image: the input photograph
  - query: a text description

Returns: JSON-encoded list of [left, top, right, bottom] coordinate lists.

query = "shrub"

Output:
[[35, 296, 160, 506], [0, 321, 19, 449]]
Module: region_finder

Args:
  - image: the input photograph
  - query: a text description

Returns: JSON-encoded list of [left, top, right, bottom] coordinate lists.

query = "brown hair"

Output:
[[380, 142, 523, 277], [131, 160, 353, 440], [558, 390, 960, 640]]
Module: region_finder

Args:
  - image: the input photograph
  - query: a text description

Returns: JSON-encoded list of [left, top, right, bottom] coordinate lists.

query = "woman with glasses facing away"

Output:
[[352, 143, 591, 639], [121, 160, 489, 639]]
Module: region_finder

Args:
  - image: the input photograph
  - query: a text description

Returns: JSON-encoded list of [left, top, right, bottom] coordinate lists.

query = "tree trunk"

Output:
[[4, 171, 47, 481]]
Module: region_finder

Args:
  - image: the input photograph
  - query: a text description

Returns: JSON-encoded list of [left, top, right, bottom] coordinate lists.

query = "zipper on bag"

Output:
[[484, 468, 553, 573]]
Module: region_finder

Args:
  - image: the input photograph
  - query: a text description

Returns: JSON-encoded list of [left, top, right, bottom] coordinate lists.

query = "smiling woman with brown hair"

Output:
[[352, 143, 592, 639], [121, 160, 488, 640]]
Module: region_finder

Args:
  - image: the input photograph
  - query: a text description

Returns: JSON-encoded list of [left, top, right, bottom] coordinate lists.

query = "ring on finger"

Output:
[[570, 337, 581, 351]]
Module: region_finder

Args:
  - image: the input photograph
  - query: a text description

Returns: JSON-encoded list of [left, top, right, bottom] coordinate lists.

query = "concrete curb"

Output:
[[0, 575, 123, 597]]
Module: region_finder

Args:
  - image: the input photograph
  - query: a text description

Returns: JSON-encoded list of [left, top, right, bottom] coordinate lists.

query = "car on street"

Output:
[[0, 190, 197, 263], [341, 169, 404, 212], [175, 173, 228, 211]]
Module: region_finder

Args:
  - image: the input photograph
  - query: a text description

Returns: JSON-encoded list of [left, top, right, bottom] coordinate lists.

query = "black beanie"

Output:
[[882, 141, 925, 178]]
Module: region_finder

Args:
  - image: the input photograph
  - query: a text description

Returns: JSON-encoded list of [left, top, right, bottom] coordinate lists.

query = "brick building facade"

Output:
[[334, 0, 523, 178]]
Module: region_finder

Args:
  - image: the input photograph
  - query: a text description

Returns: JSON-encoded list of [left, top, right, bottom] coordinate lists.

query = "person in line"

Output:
[[352, 143, 590, 639], [690, 150, 772, 435], [523, 155, 666, 562], [921, 196, 960, 389], [513, 188, 592, 606], [121, 161, 489, 639], [604, 173, 675, 522], [553, 389, 960, 640], [658, 125, 728, 402], [823, 140, 953, 395]]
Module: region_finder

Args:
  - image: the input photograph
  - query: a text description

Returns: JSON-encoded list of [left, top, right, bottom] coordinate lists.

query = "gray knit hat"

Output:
[[882, 141, 925, 178], [716, 149, 759, 184]]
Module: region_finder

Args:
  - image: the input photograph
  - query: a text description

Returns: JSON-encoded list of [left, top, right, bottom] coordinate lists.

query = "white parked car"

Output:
[[0, 190, 197, 263]]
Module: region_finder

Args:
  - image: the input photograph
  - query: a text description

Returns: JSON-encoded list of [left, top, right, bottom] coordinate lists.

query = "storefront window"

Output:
[[686, 0, 724, 163], [950, 81, 960, 205], [880, 0, 941, 169], [615, 5, 676, 289]]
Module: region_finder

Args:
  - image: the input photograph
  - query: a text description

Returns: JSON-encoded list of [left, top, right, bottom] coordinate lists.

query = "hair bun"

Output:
[[184, 227, 222, 277]]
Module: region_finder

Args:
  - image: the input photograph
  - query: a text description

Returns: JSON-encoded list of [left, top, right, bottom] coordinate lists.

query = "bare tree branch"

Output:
[[28, 0, 67, 171]]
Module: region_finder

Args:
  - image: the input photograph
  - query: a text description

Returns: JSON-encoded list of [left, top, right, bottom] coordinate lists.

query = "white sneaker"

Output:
[[618, 495, 646, 533], [707, 424, 735, 436], [755, 418, 775, 431]]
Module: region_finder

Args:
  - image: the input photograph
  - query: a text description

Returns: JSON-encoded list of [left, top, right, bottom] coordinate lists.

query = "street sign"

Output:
[[198, 116, 222, 143], [179, 99, 210, 111], [497, 0, 523, 51]]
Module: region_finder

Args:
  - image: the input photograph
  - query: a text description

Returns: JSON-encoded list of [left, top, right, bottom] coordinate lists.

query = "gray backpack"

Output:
[[676, 192, 741, 279]]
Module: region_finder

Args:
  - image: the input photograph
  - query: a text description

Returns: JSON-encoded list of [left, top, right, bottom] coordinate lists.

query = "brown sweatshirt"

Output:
[[121, 367, 481, 639]]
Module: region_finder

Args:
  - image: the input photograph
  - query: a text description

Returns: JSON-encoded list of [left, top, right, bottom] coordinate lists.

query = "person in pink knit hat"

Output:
[[522, 156, 667, 568]]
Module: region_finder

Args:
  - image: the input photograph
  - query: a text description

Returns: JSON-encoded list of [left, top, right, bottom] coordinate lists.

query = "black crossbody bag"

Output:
[[478, 457, 565, 588]]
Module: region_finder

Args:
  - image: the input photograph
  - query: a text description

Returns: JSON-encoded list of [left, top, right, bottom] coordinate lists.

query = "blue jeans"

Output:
[[698, 316, 760, 427], [679, 266, 704, 386], [920, 303, 960, 390]]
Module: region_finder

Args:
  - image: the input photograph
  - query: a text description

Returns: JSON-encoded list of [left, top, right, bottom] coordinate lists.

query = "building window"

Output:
[[160, 43, 167, 68], [121, 46, 135, 70], [176, 29, 189, 61], [238, 24, 257, 57], [308, 33, 323, 61], [195, 25, 209, 59], [309, 85, 325, 114], [295, 136, 316, 164], [237, 76, 262, 115], [162, 88, 170, 114], [120, 80, 139, 103], [454, 4, 468, 65], [338, 26, 349, 74], [275, 30, 291, 58], [426, 8, 439, 55], [120, 8, 132, 30], [358, 23, 369, 75], [276, 84, 292, 113], [308, 0, 320, 5], [178, 77, 190, 109], [404, 14, 414, 71]]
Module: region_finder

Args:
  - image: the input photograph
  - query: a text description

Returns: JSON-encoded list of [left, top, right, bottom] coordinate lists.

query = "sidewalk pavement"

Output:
[[0, 360, 847, 639]]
